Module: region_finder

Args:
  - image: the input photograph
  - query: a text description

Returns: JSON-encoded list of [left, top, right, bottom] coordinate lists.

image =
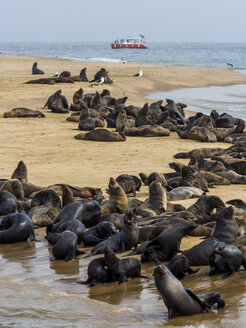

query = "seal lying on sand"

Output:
[[4, 108, 45, 118], [154, 261, 225, 319], [75, 129, 126, 142]]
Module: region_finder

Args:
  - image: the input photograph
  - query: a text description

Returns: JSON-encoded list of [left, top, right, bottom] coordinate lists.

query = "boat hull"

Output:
[[111, 43, 147, 49]]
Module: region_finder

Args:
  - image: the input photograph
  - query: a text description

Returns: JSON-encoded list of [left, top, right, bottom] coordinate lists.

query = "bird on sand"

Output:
[[51, 72, 60, 78], [133, 69, 143, 77], [90, 76, 104, 87]]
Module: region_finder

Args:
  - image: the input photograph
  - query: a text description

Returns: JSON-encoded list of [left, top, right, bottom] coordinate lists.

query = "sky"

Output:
[[1, 0, 246, 43]]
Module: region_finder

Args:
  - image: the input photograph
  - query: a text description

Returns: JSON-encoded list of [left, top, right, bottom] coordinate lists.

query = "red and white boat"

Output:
[[111, 35, 147, 49]]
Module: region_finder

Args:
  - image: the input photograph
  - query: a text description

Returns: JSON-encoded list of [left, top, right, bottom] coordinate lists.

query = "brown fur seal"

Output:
[[125, 125, 170, 137], [177, 126, 217, 142], [174, 146, 232, 159], [116, 109, 130, 132], [78, 106, 95, 131], [25, 78, 55, 85], [74, 129, 126, 142], [0, 179, 24, 200], [72, 88, 84, 104], [11, 160, 28, 183], [4, 108, 45, 118], [180, 166, 208, 192], [101, 177, 128, 215], [135, 103, 152, 127], [43, 89, 69, 111], [90, 91, 102, 110], [136, 180, 167, 217]]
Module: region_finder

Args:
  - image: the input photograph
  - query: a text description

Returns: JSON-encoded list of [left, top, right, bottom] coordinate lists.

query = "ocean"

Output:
[[1, 41, 246, 119]]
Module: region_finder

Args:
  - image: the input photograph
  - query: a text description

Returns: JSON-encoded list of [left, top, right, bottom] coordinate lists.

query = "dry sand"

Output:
[[0, 54, 246, 249]]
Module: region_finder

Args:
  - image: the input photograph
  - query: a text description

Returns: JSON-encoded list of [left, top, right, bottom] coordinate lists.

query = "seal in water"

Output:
[[154, 260, 225, 319], [52, 231, 84, 262], [209, 241, 245, 278], [104, 247, 142, 284], [0, 212, 35, 243], [84, 210, 139, 257], [77, 258, 113, 287], [166, 254, 200, 280], [83, 221, 117, 246]]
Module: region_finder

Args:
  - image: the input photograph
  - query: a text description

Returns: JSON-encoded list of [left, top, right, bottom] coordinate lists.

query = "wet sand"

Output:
[[0, 54, 246, 327]]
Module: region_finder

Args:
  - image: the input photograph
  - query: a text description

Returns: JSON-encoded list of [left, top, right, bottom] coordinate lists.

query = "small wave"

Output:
[[59, 56, 124, 64]]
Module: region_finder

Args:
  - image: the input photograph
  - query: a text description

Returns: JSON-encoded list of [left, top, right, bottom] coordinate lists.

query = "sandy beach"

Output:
[[0, 54, 246, 205]]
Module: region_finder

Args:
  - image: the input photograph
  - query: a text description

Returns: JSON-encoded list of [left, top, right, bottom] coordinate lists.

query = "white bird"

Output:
[[133, 69, 142, 77], [96, 77, 104, 84], [51, 72, 60, 78]]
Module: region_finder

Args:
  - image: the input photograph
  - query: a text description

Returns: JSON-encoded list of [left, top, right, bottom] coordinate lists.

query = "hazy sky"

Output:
[[1, 0, 246, 42]]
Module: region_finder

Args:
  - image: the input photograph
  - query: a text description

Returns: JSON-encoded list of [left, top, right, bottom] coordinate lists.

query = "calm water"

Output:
[[0, 42, 246, 69]]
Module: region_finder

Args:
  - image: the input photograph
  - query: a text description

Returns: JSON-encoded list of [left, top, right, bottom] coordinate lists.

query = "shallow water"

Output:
[[151, 82, 246, 120], [1, 228, 246, 328]]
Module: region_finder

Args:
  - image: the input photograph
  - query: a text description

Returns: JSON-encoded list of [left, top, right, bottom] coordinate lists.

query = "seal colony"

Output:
[[1, 55, 246, 324]]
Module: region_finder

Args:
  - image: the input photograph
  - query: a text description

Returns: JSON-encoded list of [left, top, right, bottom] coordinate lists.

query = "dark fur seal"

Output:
[[52, 231, 83, 262], [77, 258, 113, 287], [84, 210, 139, 257], [75, 129, 126, 142], [4, 108, 45, 118], [0, 191, 18, 216], [0, 179, 24, 200], [72, 88, 84, 104], [184, 206, 237, 266], [116, 174, 141, 197], [43, 90, 69, 111], [209, 241, 245, 278], [135, 103, 152, 127], [165, 99, 186, 124], [32, 62, 44, 75], [141, 221, 196, 262], [31, 189, 61, 209], [11, 160, 28, 183], [187, 195, 225, 224], [154, 261, 225, 319], [166, 254, 199, 280], [25, 78, 55, 85], [83, 221, 117, 246], [104, 247, 142, 284], [0, 213, 35, 243], [125, 125, 170, 137]]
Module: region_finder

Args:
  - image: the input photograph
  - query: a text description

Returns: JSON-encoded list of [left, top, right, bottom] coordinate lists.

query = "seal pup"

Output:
[[154, 261, 225, 319], [52, 231, 84, 262], [104, 247, 142, 284], [209, 241, 245, 278], [166, 254, 200, 280], [32, 62, 44, 74], [77, 258, 113, 287], [84, 210, 139, 257]]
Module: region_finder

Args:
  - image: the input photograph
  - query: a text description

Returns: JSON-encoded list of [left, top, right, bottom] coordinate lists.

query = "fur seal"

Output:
[[209, 241, 245, 278], [125, 125, 170, 137], [78, 105, 95, 131], [116, 174, 141, 197], [25, 78, 55, 85], [166, 254, 199, 280], [56, 219, 86, 244], [79, 68, 88, 82], [0, 179, 24, 200], [83, 221, 117, 246], [43, 90, 69, 111], [72, 88, 84, 104], [4, 108, 45, 118], [11, 160, 28, 183], [154, 261, 225, 319], [165, 99, 186, 124], [84, 210, 139, 257], [135, 103, 152, 127], [104, 247, 142, 284], [180, 166, 208, 192], [141, 221, 196, 262], [167, 186, 204, 201], [52, 231, 84, 261], [77, 258, 113, 287], [32, 62, 44, 75], [101, 177, 128, 215], [177, 126, 217, 142], [174, 147, 231, 159], [0, 213, 35, 243], [31, 189, 61, 209], [28, 206, 60, 227], [187, 195, 225, 224], [0, 191, 18, 216], [116, 109, 130, 132], [136, 180, 167, 218], [75, 129, 126, 142]]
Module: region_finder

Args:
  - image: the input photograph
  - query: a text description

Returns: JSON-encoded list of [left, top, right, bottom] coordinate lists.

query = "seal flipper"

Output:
[[76, 249, 85, 255], [65, 249, 76, 262], [118, 274, 128, 284], [168, 307, 176, 319], [187, 267, 200, 275], [185, 289, 209, 311]]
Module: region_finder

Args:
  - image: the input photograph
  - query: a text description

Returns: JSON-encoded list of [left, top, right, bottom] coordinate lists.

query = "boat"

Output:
[[111, 35, 147, 49]]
